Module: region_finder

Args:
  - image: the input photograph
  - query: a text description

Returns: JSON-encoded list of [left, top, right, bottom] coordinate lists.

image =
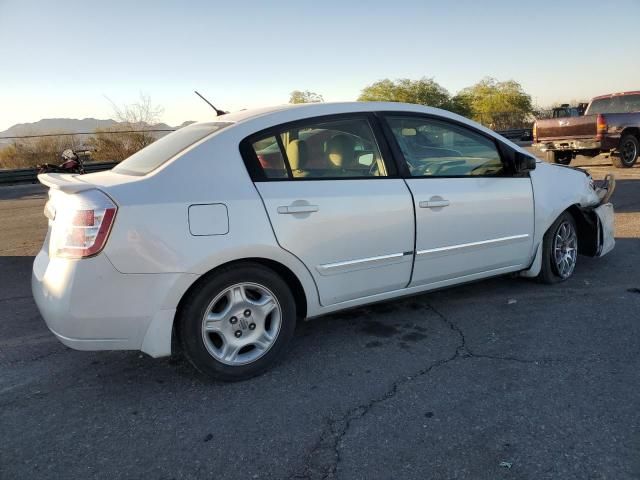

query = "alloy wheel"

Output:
[[552, 221, 577, 279]]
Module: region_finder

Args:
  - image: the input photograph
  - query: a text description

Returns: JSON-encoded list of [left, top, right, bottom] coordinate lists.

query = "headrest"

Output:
[[286, 139, 309, 171], [327, 134, 355, 168]]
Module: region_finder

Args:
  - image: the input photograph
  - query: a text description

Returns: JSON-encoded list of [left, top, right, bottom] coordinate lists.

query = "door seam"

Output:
[[250, 181, 323, 307], [402, 178, 418, 288]]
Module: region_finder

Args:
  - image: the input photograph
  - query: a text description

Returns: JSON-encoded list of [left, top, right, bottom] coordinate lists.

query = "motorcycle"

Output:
[[37, 149, 85, 174]]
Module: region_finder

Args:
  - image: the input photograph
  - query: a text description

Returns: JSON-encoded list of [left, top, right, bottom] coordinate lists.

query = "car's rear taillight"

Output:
[[596, 114, 607, 140], [47, 189, 117, 258], [532, 122, 537, 142]]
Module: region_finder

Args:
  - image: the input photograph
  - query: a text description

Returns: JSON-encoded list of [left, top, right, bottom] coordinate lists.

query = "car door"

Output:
[[242, 114, 415, 306], [383, 114, 535, 287]]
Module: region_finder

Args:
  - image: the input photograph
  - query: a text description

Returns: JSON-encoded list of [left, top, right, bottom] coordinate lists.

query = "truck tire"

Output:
[[545, 150, 571, 165], [612, 134, 639, 168]]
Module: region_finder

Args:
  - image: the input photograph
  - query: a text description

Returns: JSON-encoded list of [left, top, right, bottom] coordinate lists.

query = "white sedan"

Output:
[[32, 102, 615, 380]]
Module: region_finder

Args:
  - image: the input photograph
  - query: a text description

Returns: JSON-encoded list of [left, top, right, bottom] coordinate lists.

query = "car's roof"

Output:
[[591, 91, 640, 101], [207, 102, 459, 125], [192, 101, 525, 153]]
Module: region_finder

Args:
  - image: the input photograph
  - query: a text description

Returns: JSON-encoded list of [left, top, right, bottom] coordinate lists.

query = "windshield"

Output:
[[113, 122, 232, 175], [586, 94, 640, 115]]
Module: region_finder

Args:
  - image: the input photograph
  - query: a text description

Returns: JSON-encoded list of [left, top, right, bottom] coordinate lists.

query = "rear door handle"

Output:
[[277, 205, 319, 214], [419, 199, 450, 209]]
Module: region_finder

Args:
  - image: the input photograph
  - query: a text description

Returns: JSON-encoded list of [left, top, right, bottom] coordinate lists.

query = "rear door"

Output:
[[382, 114, 535, 287], [242, 114, 415, 306]]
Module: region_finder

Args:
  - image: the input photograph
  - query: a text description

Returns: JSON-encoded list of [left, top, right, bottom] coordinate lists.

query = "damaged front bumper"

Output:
[[590, 173, 616, 257], [593, 202, 615, 257], [594, 173, 616, 204]]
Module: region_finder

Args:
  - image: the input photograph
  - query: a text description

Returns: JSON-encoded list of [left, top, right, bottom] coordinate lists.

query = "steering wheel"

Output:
[[431, 160, 466, 175], [469, 161, 502, 176]]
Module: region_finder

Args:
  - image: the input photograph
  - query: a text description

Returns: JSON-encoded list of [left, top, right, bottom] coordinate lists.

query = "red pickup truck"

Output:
[[533, 91, 640, 168]]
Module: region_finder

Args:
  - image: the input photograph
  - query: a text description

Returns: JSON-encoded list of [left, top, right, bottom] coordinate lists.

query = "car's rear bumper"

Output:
[[31, 248, 195, 357], [534, 139, 602, 151], [534, 135, 622, 153]]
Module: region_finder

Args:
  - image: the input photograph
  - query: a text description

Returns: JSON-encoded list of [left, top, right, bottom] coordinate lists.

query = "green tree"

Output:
[[88, 128, 152, 162], [358, 77, 453, 110], [289, 90, 324, 104], [453, 77, 533, 129]]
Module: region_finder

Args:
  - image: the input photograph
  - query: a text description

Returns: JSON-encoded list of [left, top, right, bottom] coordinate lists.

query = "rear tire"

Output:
[[178, 263, 297, 381], [538, 212, 578, 284], [612, 134, 639, 168], [546, 150, 572, 165]]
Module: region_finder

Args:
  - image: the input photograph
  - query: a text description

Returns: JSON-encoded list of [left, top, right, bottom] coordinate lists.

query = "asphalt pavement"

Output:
[[1, 155, 639, 479]]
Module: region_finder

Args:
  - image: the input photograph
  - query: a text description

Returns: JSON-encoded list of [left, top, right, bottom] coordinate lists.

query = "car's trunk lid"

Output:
[[536, 115, 597, 141], [38, 169, 146, 194]]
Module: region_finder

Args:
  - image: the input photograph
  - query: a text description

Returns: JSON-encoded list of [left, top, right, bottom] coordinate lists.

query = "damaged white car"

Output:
[[32, 102, 615, 380]]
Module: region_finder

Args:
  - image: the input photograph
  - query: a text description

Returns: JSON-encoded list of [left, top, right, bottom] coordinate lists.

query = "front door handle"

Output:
[[419, 197, 450, 209], [277, 204, 319, 214]]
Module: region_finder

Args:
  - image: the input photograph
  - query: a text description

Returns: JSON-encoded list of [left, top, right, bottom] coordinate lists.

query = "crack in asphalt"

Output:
[[288, 302, 541, 480], [427, 303, 540, 365]]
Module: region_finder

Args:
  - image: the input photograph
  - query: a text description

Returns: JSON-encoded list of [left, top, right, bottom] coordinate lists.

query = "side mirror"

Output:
[[514, 152, 536, 173]]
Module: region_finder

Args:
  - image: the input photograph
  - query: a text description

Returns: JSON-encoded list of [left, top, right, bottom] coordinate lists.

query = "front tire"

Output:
[[538, 212, 578, 284], [612, 134, 639, 168], [178, 263, 297, 381]]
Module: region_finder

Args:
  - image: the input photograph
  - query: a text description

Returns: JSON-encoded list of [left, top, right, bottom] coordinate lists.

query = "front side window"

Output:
[[249, 117, 391, 179], [385, 116, 504, 177]]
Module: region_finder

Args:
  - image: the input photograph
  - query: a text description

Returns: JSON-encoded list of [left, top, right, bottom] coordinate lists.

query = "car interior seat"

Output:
[[286, 139, 310, 177], [326, 134, 357, 175]]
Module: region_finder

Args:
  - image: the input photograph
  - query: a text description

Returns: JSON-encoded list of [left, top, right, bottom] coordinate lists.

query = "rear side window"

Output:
[[113, 122, 231, 175], [246, 117, 392, 180], [251, 136, 288, 178]]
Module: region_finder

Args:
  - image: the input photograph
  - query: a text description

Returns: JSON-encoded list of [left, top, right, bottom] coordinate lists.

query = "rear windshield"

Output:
[[586, 94, 640, 115], [113, 122, 231, 175]]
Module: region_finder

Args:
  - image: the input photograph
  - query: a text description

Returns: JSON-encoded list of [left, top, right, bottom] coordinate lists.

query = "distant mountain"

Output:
[[177, 120, 197, 128], [0, 118, 196, 145], [0, 118, 119, 138]]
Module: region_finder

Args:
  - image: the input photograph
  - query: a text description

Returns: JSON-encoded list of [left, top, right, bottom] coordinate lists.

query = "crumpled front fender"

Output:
[[520, 164, 615, 277]]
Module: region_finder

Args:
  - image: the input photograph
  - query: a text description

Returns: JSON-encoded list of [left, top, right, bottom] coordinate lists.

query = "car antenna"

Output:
[[194, 90, 228, 116]]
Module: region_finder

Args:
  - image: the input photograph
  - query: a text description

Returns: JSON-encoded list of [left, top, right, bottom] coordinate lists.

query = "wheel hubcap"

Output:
[[622, 140, 637, 164], [553, 221, 577, 279], [201, 282, 282, 366]]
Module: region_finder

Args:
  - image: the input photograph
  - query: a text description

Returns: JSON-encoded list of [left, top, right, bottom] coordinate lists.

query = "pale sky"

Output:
[[1, 0, 639, 131]]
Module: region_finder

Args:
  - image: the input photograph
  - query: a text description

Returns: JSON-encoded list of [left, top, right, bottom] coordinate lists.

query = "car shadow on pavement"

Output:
[[2, 236, 639, 385]]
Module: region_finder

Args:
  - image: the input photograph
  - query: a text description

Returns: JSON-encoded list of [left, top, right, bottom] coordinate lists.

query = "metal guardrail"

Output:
[[495, 128, 533, 141], [0, 162, 117, 186]]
